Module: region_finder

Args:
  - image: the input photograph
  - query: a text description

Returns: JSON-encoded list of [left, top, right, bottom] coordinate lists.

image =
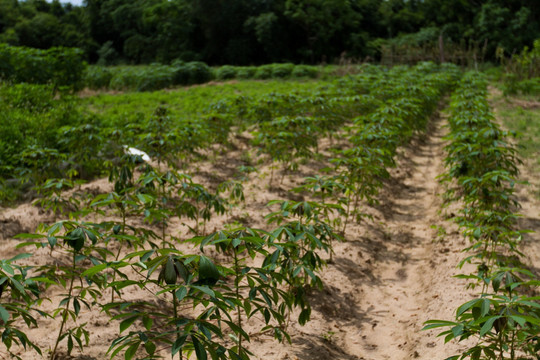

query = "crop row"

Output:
[[424, 72, 540, 359], [1, 64, 457, 360], [0, 64, 385, 203]]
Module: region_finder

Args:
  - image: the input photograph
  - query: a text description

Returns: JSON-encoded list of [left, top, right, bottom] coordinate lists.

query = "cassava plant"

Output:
[[103, 248, 241, 360], [0, 253, 46, 359], [264, 199, 341, 324], [16, 220, 110, 359], [196, 227, 295, 357]]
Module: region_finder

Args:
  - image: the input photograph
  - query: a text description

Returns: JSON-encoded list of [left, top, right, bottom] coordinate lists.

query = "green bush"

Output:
[[184, 61, 214, 84], [172, 60, 213, 85], [292, 65, 319, 78], [109, 67, 140, 90], [0, 44, 86, 91], [236, 66, 257, 79], [136, 64, 174, 91], [83, 62, 324, 92], [215, 65, 237, 80], [271, 63, 295, 78], [171, 60, 191, 85], [84, 66, 113, 89], [503, 76, 540, 96], [254, 65, 273, 79]]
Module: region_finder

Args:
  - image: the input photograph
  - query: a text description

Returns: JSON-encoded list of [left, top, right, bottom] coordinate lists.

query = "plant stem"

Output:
[[111, 210, 127, 303], [172, 290, 181, 360], [233, 249, 243, 354], [343, 192, 352, 234], [51, 255, 76, 360]]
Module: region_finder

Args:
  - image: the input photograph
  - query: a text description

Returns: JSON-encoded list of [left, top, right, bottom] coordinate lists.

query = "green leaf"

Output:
[[48, 222, 63, 236], [82, 263, 108, 277], [172, 335, 187, 356], [164, 256, 177, 285], [48, 236, 57, 247], [140, 250, 155, 262], [483, 348, 496, 358], [509, 315, 527, 327], [67, 334, 73, 354], [176, 287, 188, 302], [480, 316, 501, 337], [457, 299, 481, 317], [73, 298, 81, 316], [451, 324, 463, 338], [125, 341, 140, 360], [199, 256, 220, 283], [8, 253, 33, 262], [0, 305, 10, 323], [120, 316, 138, 333], [142, 316, 153, 331], [144, 341, 156, 355], [65, 228, 85, 252], [174, 260, 190, 283], [480, 299, 490, 317], [298, 308, 311, 326], [191, 285, 215, 298], [14, 233, 45, 239], [84, 228, 98, 244], [192, 335, 207, 360]]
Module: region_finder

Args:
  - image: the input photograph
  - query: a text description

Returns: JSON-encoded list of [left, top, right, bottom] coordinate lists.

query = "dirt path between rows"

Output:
[[244, 113, 477, 360]]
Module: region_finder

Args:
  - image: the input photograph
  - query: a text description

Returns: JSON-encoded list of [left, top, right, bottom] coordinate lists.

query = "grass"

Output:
[[491, 90, 540, 197], [493, 95, 540, 166], [82, 79, 332, 124]]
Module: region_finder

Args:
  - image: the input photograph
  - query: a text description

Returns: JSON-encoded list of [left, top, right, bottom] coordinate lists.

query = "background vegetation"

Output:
[[0, 0, 538, 66]]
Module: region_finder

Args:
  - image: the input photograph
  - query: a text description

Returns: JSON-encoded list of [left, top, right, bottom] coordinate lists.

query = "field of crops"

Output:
[[1, 62, 540, 360]]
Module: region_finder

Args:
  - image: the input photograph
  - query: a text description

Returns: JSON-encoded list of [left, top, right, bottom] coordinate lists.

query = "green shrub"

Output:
[[503, 76, 540, 96], [292, 65, 319, 78], [271, 63, 295, 78], [171, 60, 190, 85], [0, 44, 86, 91], [236, 66, 257, 79], [109, 68, 140, 90], [172, 60, 213, 85], [184, 61, 214, 84], [84, 66, 113, 89], [215, 65, 237, 80], [136, 65, 174, 92], [254, 65, 273, 79]]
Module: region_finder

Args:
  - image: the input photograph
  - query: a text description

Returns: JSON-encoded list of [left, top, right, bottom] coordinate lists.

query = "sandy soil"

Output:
[[1, 102, 540, 360]]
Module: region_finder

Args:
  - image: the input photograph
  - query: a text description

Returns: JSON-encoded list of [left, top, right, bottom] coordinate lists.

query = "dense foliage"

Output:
[[0, 0, 537, 65], [0, 44, 86, 91]]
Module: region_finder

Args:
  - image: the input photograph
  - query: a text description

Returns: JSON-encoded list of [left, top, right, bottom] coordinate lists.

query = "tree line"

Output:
[[0, 0, 538, 65]]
